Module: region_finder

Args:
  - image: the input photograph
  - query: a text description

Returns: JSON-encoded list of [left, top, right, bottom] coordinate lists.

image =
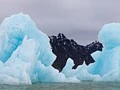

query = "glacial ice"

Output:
[[88, 23, 120, 81], [0, 13, 119, 85]]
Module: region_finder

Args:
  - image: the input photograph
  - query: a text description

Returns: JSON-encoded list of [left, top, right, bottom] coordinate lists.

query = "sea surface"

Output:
[[0, 82, 120, 90]]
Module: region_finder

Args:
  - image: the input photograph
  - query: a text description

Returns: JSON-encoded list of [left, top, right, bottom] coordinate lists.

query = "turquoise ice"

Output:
[[88, 23, 120, 81], [62, 23, 120, 81], [0, 13, 119, 85], [0, 13, 79, 84]]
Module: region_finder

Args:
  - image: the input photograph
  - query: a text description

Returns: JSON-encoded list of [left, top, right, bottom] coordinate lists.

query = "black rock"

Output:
[[49, 33, 103, 72]]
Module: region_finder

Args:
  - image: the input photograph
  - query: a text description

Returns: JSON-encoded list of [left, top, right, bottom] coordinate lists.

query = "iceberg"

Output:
[[88, 23, 120, 81], [0, 13, 119, 85], [0, 13, 79, 85]]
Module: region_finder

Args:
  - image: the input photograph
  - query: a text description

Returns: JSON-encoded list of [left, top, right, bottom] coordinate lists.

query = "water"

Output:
[[0, 82, 120, 90]]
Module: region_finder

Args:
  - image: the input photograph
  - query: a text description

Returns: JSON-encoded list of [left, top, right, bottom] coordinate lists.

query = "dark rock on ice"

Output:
[[49, 33, 103, 72]]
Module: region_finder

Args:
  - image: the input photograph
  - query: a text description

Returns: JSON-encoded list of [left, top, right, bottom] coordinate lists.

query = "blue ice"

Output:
[[0, 13, 119, 85], [88, 23, 120, 81]]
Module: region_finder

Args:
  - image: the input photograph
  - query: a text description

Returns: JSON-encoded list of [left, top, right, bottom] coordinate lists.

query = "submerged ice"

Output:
[[0, 13, 119, 85]]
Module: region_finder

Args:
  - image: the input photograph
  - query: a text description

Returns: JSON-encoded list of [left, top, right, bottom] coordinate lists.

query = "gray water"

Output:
[[0, 82, 120, 90]]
